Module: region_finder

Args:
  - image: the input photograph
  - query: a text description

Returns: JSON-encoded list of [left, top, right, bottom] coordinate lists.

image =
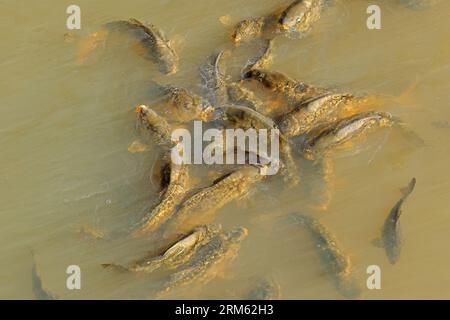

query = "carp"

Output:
[[291, 214, 360, 299], [374, 178, 416, 264]]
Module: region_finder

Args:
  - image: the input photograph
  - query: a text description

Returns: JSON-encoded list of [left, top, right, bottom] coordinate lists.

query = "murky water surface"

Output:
[[1, 0, 450, 299]]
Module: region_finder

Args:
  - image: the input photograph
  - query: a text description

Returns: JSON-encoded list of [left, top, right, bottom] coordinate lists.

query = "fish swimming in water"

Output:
[[278, 0, 326, 36], [200, 50, 229, 106], [135, 105, 173, 148], [79, 19, 178, 74], [398, 0, 442, 9], [231, 0, 325, 43], [227, 82, 263, 111], [277, 93, 354, 138], [157, 227, 248, 297], [31, 250, 57, 300], [131, 106, 191, 237], [131, 156, 189, 238], [291, 214, 361, 299], [162, 166, 264, 238], [241, 39, 274, 77], [104, 224, 221, 273], [231, 16, 277, 44], [300, 111, 395, 161], [373, 178, 417, 264]]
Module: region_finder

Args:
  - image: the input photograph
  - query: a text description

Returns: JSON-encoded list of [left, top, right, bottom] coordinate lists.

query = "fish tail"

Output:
[[400, 177, 416, 199]]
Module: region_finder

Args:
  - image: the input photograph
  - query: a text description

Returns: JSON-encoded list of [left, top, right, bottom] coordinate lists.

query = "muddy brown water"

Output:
[[1, 0, 450, 299]]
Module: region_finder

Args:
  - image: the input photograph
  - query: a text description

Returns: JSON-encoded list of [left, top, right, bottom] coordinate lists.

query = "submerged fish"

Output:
[[131, 157, 189, 237], [242, 68, 328, 105], [300, 111, 395, 160], [374, 178, 416, 264], [105, 225, 221, 273], [246, 277, 281, 300], [231, 16, 275, 44], [162, 166, 264, 238], [278, 93, 354, 138], [200, 50, 228, 106], [291, 214, 360, 299], [31, 250, 57, 300], [241, 39, 274, 76], [101, 19, 178, 74], [135, 105, 173, 147], [278, 0, 325, 35], [164, 86, 217, 122], [158, 227, 248, 296]]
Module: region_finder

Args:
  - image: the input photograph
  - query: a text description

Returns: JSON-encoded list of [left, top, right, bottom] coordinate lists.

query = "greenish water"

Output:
[[1, 0, 450, 299]]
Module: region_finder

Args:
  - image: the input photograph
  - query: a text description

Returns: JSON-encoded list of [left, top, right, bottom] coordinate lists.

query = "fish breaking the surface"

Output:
[[291, 214, 361, 299]]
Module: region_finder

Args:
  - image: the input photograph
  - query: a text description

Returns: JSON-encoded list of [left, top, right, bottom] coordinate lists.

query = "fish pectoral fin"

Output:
[[371, 238, 383, 248]]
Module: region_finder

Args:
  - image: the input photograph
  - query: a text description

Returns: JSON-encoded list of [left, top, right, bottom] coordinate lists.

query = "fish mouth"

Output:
[[135, 105, 148, 114]]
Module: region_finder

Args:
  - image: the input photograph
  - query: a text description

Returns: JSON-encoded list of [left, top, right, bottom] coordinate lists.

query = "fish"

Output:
[[278, 0, 325, 35], [100, 19, 178, 74], [300, 111, 395, 161], [241, 39, 274, 77], [157, 227, 248, 297], [277, 93, 354, 138], [31, 250, 58, 300], [162, 166, 264, 238], [130, 157, 189, 237], [135, 105, 173, 148], [104, 225, 221, 273], [291, 214, 361, 299], [200, 50, 228, 106], [227, 83, 266, 114], [231, 17, 271, 44], [246, 277, 281, 300], [374, 178, 416, 264], [242, 68, 328, 105], [398, 0, 442, 9], [163, 86, 217, 122]]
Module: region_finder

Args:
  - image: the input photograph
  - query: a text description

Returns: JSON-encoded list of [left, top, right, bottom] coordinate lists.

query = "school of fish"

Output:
[[31, 0, 431, 300]]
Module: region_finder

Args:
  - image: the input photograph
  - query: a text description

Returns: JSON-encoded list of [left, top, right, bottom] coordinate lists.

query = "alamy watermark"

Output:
[[170, 121, 280, 176]]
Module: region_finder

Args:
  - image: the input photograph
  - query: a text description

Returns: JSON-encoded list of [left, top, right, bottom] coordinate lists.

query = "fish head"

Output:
[[231, 18, 262, 45], [278, 0, 312, 32]]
